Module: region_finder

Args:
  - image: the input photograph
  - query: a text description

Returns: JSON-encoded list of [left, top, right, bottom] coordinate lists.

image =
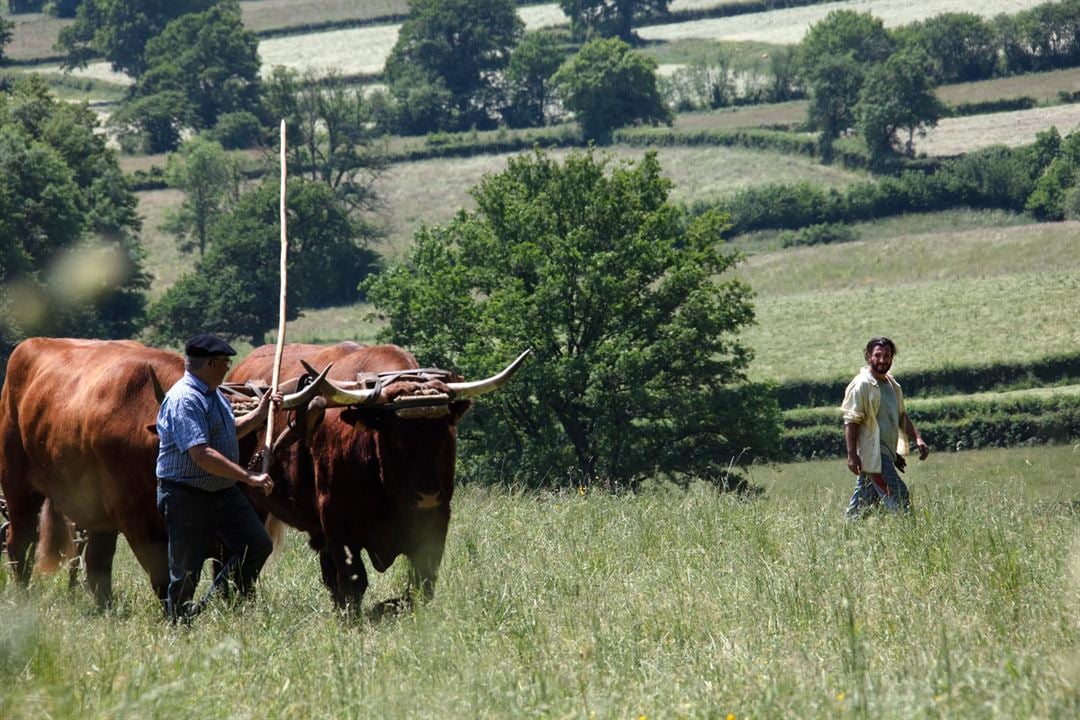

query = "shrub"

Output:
[[209, 110, 262, 149]]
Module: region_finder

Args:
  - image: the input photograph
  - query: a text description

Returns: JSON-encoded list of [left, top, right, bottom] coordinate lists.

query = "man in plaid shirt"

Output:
[[156, 333, 278, 622]]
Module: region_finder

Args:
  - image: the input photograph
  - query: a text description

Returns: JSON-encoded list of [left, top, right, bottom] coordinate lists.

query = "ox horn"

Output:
[[280, 363, 334, 409], [147, 364, 166, 404], [445, 349, 531, 399], [318, 375, 384, 407]]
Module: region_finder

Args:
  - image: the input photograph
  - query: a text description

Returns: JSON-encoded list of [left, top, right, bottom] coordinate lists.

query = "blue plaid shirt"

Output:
[[156, 371, 239, 491]]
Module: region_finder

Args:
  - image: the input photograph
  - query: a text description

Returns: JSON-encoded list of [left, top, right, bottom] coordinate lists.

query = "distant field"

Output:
[[0, 12, 69, 62], [239, 0, 406, 33], [938, 67, 1080, 106], [375, 144, 865, 256], [738, 220, 1080, 382], [637, 0, 1050, 44], [257, 23, 399, 78], [673, 100, 808, 130], [135, 189, 191, 299], [915, 103, 1080, 156], [731, 207, 1037, 254]]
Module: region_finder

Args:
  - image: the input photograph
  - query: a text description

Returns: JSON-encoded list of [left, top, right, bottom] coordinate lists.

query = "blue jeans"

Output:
[[845, 452, 911, 519], [156, 480, 272, 621]]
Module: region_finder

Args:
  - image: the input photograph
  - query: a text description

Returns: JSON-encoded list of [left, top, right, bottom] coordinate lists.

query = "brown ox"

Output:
[[0, 337, 321, 607], [0, 338, 183, 606], [229, 342, 527, 609]]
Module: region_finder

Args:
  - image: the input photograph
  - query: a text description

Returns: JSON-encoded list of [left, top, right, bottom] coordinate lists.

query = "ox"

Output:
[[229, 342, 527, 609], [0, 337, 320, 607]]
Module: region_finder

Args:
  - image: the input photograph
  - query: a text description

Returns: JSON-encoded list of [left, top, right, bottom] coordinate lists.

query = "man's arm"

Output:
[[845, 422, 862, 476], [187, 444, 274, 495], [903, 413, 930, 460]]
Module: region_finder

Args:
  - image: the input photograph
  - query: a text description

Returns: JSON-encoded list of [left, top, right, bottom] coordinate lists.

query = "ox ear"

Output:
[[146, 423, 159, 436], [448, 400, 472, 426]]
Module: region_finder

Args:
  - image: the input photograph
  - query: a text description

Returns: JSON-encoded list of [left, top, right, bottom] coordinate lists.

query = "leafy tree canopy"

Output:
[[137, 2, 260, 127], [0, 18, 14, 63], [384, 0, 524, 133], [0, 76, 146, 365], [502, 30, 567, 128], [552, 36, 671, 142], [894, 12, 998, 84], [147, 178, 375, 346], [58, 0, 217, 77], [799, 10, 894, 79], [559, 0, 670, 42], [365, 148, 780, 487], [263, 67, 387, 215], [855, 48, 944, 165], [162, 136, 240, 257]]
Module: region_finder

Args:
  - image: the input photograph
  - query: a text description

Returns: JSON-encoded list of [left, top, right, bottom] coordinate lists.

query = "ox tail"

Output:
[[35, 499, 75, 574], [265, 515, 286, 559]]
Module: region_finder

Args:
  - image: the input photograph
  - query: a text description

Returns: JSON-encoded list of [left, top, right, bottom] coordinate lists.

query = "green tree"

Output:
[[502, 31, 566, 128], [263, 67, 386, 214], [855, 49, 944, 164], [894, 13, 998, 83], [365, 149, 779, 486], [147, 179, 375, 346], [384, 0, 524, 133], [552, 37, 671, 142], [162, 136, 239, 257], [1025, 131, 1080, 220], [559, 0, 671, 42], [57, 0, 217, 77], [133, 2, 261, 130], [0, 76, 146, 370], [46, 0, 84, 18], [108, 89, 194, 153], [800, 10, 893, 161], [0, 18, 14, 64], [799, 10, 894, 76]]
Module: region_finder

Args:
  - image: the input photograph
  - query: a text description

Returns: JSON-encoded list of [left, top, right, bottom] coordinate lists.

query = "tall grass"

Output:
[[2, 446, 1078, 718]]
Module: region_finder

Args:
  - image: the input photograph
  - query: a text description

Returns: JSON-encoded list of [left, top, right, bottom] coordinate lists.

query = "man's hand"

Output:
[[255, 391, 283, 419], [915, 439, 930, 460], [895, 454, 907, 473], [244, 471, 274, 496], [846, 452, 862, 476]]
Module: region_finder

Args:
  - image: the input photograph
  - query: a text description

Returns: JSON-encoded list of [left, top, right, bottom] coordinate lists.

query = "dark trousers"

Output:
[[156, 480, 272, 621]]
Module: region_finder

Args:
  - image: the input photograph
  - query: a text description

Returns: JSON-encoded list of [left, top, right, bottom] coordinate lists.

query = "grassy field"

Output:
[[914, 103, 1080, 156], [637, 0, 1051, 45], [1, 445, 1078, 718], [736, 220, 1080, 383], [373, 144, 865, 255]]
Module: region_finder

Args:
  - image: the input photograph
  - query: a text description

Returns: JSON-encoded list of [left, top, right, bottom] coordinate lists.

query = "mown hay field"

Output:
[[737, 219, 1080, 383], [914, 103, 1080, 156], [2, 445, 1078, 719], [637, 0, 1051, 44]]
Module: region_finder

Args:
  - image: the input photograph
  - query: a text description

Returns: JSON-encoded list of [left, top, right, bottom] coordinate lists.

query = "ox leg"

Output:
[[83, 530, 119, 609], [319, 544, 368, 611], [3, 488, 44, 586], [409, 512, 450, 602], [122, 520, 170, 606]]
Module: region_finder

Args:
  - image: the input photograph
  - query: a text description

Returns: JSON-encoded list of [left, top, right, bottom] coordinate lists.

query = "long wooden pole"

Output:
[[262, 119, 288, 474]]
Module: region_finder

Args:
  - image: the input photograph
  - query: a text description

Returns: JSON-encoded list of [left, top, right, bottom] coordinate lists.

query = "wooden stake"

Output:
[[262, 119, 288, 474]]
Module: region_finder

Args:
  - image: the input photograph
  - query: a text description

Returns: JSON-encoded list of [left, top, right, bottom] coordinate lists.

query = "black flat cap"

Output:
[[185, 333, 237, 358]]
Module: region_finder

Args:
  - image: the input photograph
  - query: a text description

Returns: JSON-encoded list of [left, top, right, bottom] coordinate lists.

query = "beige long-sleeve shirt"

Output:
[[841, 367, 910, 474]]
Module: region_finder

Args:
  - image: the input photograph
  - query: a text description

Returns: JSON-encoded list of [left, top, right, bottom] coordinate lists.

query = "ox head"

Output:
[[307, 350, 530, 511]]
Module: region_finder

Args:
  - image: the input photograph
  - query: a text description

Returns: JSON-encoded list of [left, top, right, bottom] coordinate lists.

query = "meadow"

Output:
[[914, 103, 1080, 156], [1, 445, 1078, 719], [737, 220, 1080, 383]]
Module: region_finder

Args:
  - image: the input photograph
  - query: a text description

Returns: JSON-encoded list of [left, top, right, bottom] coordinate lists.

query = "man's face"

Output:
[[867, 344, 893, 378], [210, 355, 232, 382]]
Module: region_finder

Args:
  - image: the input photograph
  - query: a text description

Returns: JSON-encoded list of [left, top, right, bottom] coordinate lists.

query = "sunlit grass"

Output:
[[2, 446, 1078, 718]]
